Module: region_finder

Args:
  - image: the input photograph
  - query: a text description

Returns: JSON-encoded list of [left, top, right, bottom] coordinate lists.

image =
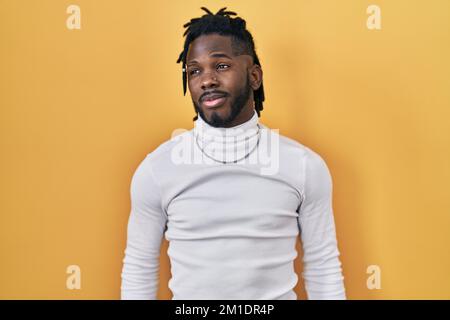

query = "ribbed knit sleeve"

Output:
[[298, 148, 346, 300], [121, 155, 167, 300]]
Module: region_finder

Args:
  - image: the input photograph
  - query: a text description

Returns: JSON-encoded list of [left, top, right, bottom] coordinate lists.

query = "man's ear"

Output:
[[249, 64, 263, 91]]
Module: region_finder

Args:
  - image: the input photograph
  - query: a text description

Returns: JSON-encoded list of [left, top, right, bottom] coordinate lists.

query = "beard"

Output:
[[192, 76, 252, 128]]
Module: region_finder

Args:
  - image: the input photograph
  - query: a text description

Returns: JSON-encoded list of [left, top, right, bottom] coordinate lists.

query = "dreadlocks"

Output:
[[176, 7, 265, 121]]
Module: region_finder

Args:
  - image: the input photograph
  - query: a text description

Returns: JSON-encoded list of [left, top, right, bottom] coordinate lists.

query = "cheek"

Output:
[[225, 72, 247, 94], [187, 80, 199, 98]]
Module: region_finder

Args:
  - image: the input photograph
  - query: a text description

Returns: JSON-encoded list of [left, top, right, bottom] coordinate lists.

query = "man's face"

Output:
[[186, 34, 262, 128]]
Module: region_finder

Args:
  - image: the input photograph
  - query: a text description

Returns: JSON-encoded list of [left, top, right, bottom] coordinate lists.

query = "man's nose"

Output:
[[201, 71, 219, 90]]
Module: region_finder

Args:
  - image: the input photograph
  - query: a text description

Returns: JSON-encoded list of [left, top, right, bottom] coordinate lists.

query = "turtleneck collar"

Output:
[[193, 110, 261, 164]]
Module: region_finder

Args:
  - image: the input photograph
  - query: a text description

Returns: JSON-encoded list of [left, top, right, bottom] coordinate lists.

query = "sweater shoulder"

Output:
[[264, 126, 331, 186], [265, 125, 314, 159], [278, 132, 330, 173], [143, 129, 193, 165]]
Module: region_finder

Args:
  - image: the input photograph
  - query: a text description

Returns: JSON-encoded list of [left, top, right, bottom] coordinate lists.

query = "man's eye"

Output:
[[217, 64, 230, 70], [189, 69, 199, 76]]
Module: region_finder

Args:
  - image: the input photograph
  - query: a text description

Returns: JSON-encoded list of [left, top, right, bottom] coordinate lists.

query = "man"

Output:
[[121, 7, 346, 300]]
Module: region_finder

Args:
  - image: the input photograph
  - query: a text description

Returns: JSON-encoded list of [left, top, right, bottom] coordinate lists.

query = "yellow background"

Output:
[[1, 0, 449, 299]]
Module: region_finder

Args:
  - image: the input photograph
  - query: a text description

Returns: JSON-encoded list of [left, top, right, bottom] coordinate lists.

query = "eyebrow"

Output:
[[187, 52, 233, 66]]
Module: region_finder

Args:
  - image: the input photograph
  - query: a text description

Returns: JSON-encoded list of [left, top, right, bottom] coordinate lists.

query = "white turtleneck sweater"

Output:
[[120, 110, 346, 300]]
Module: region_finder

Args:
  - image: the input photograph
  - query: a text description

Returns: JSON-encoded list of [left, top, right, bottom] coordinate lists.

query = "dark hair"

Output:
[[176, 7, 265, 121]]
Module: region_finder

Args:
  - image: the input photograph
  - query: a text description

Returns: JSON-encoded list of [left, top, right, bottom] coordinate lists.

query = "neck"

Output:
[[220, 107, 256, 128], [195, 109, 259, 135]]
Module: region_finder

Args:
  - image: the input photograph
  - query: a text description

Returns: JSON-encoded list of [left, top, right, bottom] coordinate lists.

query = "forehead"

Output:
[[186, 34, 234, 60]]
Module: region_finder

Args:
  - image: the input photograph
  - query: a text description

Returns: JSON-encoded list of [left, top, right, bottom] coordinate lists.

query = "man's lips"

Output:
[[201, 94, 228, 108]]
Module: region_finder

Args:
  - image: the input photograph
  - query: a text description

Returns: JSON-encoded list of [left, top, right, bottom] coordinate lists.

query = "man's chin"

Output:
[[198, 106, 232, 127]]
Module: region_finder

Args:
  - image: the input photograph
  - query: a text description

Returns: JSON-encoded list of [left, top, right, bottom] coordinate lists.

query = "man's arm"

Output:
[[297, 148, 346, 299], [121, 155, 167, 300]]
